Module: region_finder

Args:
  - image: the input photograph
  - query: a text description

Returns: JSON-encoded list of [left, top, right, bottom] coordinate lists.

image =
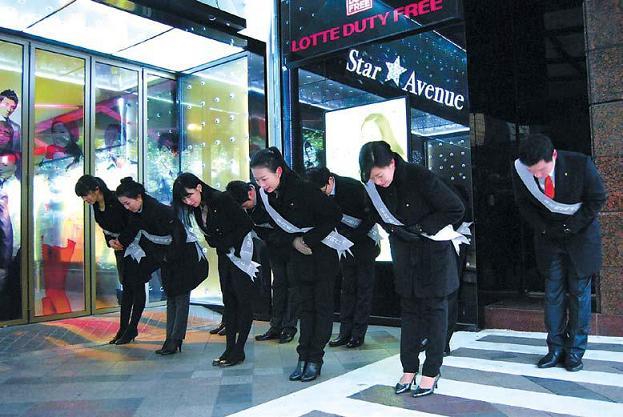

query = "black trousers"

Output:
[[269, 253, 299, 332], [400, 295, 448, 377], [219, 254, 256, 360], [338, 253, 375, 339], [166, 291, 190, 341], [542, 251, 591, 356], [120, 280, 146, 331], [289, 246, 338, 363]]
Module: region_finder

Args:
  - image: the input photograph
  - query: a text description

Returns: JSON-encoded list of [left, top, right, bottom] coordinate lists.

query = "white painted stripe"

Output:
[[462, 340, 623, 362], [443, 355, 623, 387], [438, 379, 623, 417], [321, 397, 446, 417], [475, 329, 623, 345]]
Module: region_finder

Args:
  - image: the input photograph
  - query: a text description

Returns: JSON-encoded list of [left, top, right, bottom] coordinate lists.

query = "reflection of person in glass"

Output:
[[359, 141, 464, 398], [172, 173, 257, 367], [303, 140, 319, 169], [115, 177, 185, 345], [0, 89, 20, 152], [0, 120, 15, 152], [0, 151, 20, 320], [75, 175, 131, 344], [46, 121, 82, 170], [251, 148, 344, 382], [361, 113, 405, 157]]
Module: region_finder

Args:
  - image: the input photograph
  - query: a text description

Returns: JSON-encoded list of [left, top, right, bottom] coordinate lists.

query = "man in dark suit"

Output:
[[513, 134, 606, 372], [305, 168, 380, 348]]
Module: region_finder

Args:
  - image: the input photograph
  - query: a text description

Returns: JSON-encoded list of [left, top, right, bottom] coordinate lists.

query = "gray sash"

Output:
[[341, 214, 381, 245], [185, 226, 206, 261], [124, 230, 173, 263], [514, 159, 582, 215], [364, 180, 470, 255], [259, 188, 354, 258], [226, 231, 260, 280]]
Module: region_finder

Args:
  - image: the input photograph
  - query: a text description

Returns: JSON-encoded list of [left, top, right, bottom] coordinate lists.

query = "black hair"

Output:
[[75, 175, 112, 197], [304, 167, 331, 188], [226, 180, 253, 205], [358, 141, 394, 182], [0, 89, 18, 106], [115, 176, 145, 199], [518, 133, 555, 166], [250, 146, 295, 176]]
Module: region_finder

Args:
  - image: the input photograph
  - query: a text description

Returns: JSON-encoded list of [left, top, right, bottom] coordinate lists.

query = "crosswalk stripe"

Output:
[[436, 379, 623, 417], [322, 397, 447, 417], [461, 340, 623, 362], [443, 355, 623, 387], [474, 329, 623, 344]]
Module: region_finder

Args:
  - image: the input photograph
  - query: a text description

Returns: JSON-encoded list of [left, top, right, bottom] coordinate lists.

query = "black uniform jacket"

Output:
[[118, 195, 185, 284], [371, 154, 465, 298], [192, 185, 253, 257], [92, 189, 129, 247], [333, 174, 380, 260], [512, 150, 606, 276], [264, 172, 343, 281]]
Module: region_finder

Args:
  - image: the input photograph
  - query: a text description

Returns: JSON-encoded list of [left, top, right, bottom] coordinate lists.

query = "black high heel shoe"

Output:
[[158, 339, 182, 355], [209, 322, 225, 335], [394, 373, 417, 395], [155, 339, 171, 354], [412, 374, 440, 398], [301, 362, 322, 382], [109, 329, 125, 345], [115, 327, 138, 345], [289, 360, 306, 381]]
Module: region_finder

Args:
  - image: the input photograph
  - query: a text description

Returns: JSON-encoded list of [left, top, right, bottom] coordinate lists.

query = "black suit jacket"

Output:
[[512, 150, 606, 276], [333, 174, 379, 259], [371, 155, 465, 297]]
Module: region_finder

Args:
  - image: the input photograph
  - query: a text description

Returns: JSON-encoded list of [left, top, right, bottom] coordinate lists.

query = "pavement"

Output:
[[0, 306, 621, 417]]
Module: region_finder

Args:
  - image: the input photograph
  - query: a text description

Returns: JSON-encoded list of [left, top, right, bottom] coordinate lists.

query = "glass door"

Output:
[[31, 47, 87, 320]]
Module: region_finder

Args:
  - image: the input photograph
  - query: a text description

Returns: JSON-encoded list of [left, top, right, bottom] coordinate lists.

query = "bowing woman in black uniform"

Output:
[[115, 177, 185, 345], [250, 147, 348, 382], [172, 173, 257, 367], [359, 141, 464, 397], [75, 175, 130, 344]]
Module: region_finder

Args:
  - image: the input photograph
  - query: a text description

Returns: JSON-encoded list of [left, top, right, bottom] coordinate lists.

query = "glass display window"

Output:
[[0, 39, 24, 322], [32, 48, 86, 317]]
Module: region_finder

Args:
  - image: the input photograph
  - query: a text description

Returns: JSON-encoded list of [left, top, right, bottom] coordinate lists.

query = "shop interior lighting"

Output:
[[0, 0, 74, 31]]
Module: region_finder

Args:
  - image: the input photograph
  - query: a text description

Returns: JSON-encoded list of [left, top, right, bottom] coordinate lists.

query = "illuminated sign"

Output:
[[282, 0, 462, 64]]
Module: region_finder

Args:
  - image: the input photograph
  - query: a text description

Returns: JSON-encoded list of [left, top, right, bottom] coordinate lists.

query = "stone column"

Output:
[[585, 0, 623, 334]]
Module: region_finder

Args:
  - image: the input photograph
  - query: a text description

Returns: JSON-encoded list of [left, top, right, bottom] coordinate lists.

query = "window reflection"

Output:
[[0, 40, 22, 322], [94, 63, 139, 309], [145, 74, 178, 303], [33, 49, 85, 317]]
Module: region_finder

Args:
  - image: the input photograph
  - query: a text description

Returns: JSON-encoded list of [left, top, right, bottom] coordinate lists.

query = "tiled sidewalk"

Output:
[[1, 307, 622, 417]]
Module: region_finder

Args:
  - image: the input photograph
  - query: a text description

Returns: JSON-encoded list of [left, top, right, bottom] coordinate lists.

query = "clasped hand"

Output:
[[292, 236, 312, 255]]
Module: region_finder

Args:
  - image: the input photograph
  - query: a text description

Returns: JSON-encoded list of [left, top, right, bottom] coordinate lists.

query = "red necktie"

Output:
[[544, 175, 555, 199]]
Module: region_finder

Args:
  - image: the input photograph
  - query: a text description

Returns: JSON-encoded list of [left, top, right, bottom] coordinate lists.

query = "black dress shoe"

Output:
[[289, 360, 306, 381], [209, 322, 225, 335], [301, 362, 322, 382], [255, 329, 281, 341], [329, 335, 350, 347], [279, 329, 296, 344], [158, 339, 182, 355], [219, 353, 245, 367], [346, 337, 364, 348], [565, 354, 583, 372], [537, 350, 563, 368]]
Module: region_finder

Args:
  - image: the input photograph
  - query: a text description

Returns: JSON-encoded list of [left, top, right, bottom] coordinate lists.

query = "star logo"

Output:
[[385, 56, 407, 86]]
